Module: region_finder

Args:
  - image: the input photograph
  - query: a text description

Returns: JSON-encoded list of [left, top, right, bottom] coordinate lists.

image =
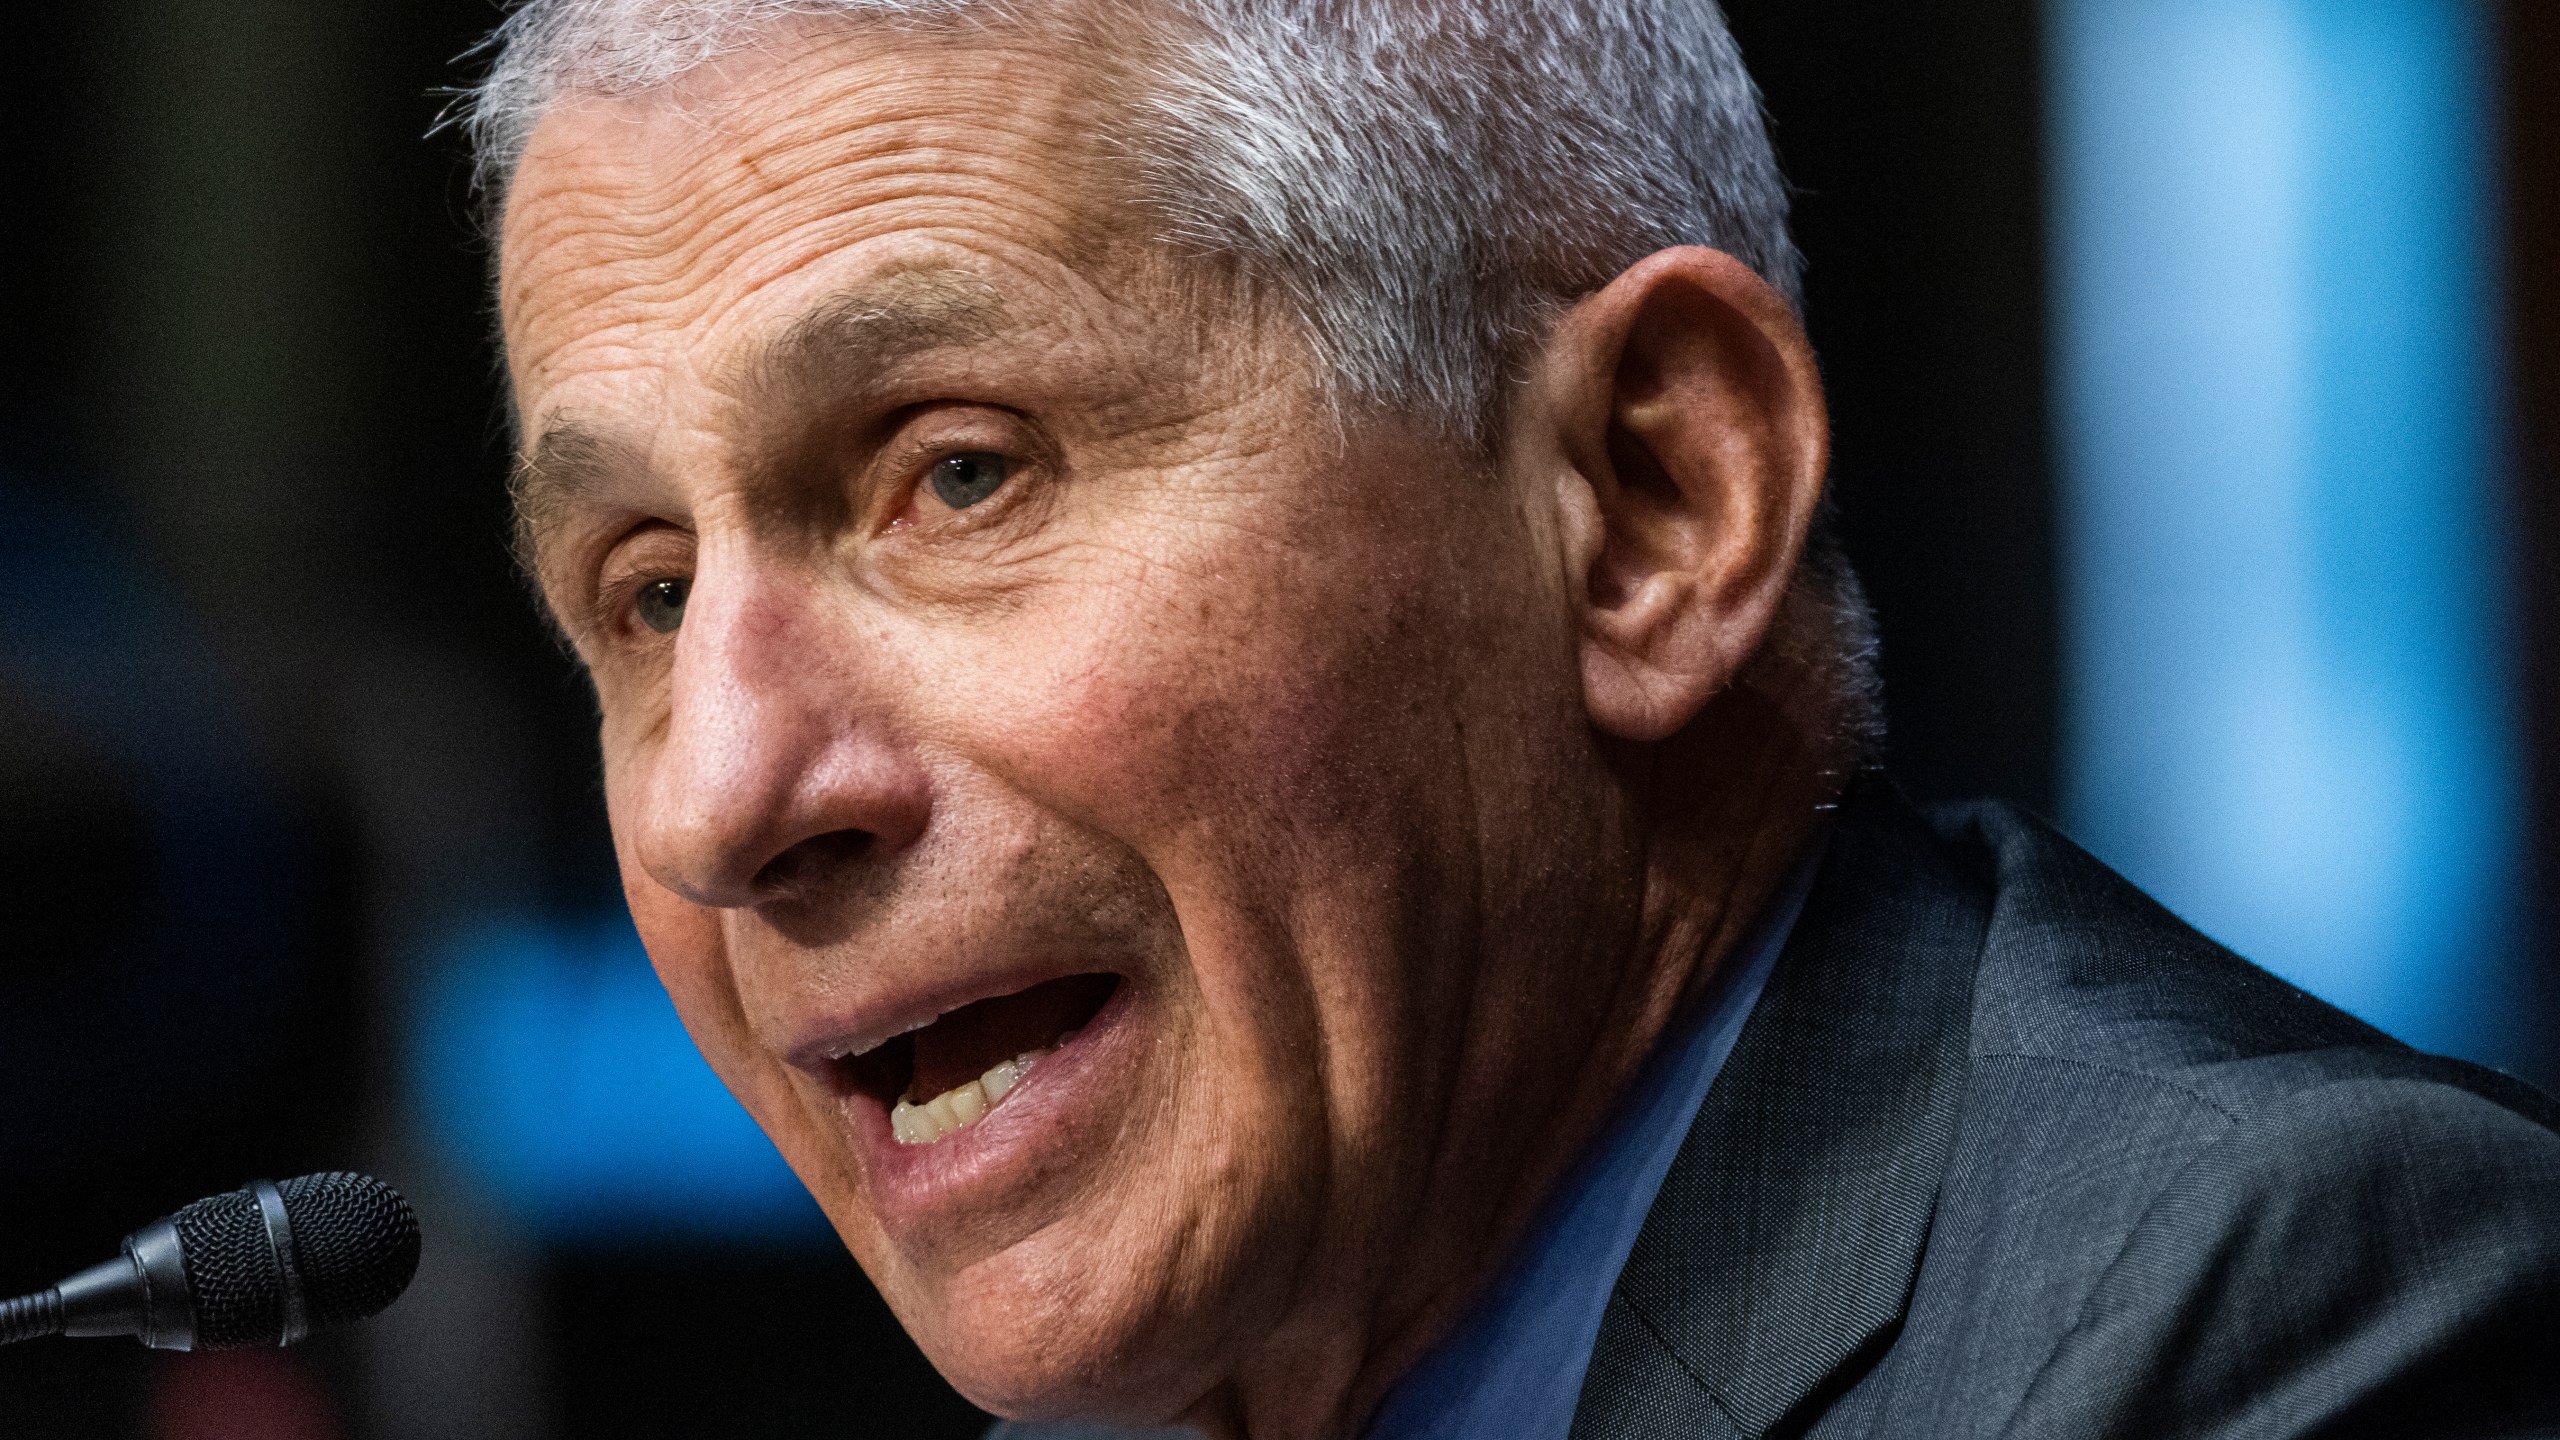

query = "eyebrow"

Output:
[[746, 268, 1008, 422], [510, 418, 640, 579], [510, 269, 1013, 571]]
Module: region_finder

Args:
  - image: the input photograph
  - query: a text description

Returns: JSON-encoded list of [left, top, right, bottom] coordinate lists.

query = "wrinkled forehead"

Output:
[[495, 14, 1149, 414]]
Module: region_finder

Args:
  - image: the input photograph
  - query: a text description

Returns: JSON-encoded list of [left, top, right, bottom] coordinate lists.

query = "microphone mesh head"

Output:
[[171, 1173, 422, 1348], [277, 1172, 421, 1330], [171, 1189, 283, 1349]]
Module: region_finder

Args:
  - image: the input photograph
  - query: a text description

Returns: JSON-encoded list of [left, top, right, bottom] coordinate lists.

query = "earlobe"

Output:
[[1527, 247, 1829, 743]]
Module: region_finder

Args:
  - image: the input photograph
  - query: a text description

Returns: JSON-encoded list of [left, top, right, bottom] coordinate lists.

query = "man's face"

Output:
[[502, 23, 1641, 1421]]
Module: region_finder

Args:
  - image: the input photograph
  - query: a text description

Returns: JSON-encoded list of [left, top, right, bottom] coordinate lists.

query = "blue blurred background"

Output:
[[2054, 0, 2527, 1068], [0, 1, 2552, 1436]]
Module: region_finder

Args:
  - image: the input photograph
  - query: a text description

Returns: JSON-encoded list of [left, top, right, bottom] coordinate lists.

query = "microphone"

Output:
[[0, 1172, 420, 1351]]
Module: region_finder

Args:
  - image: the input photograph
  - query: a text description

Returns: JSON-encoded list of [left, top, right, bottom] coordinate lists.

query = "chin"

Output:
[[877, 1185, 1281, 1428]]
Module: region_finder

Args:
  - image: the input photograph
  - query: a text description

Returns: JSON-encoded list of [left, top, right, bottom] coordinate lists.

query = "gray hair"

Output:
[[461, 0, 1881, 753]]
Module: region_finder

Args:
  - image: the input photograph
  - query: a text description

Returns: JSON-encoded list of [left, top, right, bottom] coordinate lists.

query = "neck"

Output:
[[1191, 683, 1853, 1440], [1626, 683, 1852, 1031]]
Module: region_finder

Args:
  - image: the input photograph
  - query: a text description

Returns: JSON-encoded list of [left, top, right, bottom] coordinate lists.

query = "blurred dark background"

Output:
[[0, 1, 2549, 1435]]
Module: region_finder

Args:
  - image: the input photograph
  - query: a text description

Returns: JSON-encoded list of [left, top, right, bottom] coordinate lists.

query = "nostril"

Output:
[[754, 829, 876, 896]]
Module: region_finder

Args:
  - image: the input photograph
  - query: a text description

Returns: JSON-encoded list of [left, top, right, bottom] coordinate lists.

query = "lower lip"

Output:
[[841, 977, 1140, 1228]]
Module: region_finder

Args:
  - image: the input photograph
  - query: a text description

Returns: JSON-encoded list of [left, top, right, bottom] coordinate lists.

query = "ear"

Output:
[[1518, 247, 1830, 743]]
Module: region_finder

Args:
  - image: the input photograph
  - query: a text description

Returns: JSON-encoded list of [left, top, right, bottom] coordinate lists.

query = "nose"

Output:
[[626, 558, 931, 910]]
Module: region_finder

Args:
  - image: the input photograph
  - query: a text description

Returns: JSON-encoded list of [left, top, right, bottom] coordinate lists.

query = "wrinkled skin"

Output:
[[501, 19, 1836, 1440]]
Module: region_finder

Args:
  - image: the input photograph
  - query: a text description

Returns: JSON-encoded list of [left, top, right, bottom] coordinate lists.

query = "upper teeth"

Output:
[[889, 1043, 1059, 1145]]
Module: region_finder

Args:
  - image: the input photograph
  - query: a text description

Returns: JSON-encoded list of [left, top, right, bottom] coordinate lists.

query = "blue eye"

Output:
[[635, 577, 689, 634], [928, 451, 1010, 509]]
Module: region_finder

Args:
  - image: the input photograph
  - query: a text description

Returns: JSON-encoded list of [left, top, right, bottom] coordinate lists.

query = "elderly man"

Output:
[[469, 1, 2560, 1435]]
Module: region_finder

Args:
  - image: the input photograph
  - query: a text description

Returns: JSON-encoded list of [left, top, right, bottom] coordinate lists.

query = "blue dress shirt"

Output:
[[1361, 841, 1825, 1440]]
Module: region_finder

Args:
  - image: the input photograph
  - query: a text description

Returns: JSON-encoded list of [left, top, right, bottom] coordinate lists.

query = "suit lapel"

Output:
[[1571, 778, 1989, 1438]]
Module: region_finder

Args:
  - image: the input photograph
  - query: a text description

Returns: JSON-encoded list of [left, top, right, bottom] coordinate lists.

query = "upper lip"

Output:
[[816, 1012, 936, 1062], [780, 959, 1089, 1082]]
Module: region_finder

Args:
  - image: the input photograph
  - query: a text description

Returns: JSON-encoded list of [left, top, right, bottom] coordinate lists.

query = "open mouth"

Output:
[[832, 973, 1120, 1146]]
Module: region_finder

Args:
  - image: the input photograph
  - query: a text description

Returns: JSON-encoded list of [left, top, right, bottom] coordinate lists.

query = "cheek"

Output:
[[617, 858, 760, 1089], [621, 873, 721, 1013], [605, 776, 762, 1094], [994, 563, 1435, 856], [953, 535, 1475, 1111], [618, 848, 880, 1237]]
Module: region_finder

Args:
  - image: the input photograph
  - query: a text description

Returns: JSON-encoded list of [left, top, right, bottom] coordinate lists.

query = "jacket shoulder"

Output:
[[1824, 799, 2560, 1438], [1935, 799, 2554, 1120], [2003, 1073, 2560, 1437]]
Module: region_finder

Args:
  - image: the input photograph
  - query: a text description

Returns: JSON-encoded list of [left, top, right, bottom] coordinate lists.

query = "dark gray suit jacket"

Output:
[[996, 781, 2560, 1438]]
